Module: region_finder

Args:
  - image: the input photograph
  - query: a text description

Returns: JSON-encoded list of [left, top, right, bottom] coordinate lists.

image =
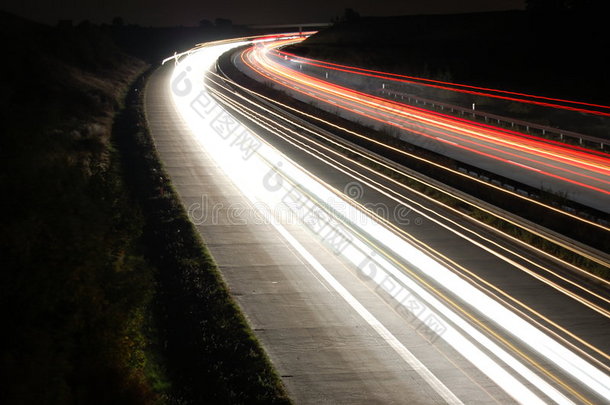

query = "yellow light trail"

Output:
[[239, 47, 610, 235], [207, 75, 610, 320], [206, 78, 605, 404]]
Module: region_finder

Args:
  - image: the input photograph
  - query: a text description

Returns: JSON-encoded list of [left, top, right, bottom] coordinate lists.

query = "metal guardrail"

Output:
[[274, 51, 608, 150], [379, 88, 609, 150], [215, 63, 610, 269]]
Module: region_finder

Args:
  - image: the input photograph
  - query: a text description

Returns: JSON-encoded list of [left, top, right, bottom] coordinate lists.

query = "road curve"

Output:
[[238, 39, 610, 214], [145, 35, 610, 404], [146, 48, 498, 405]]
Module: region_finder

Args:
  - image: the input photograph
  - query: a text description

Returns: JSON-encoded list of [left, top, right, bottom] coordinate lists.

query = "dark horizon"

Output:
[[3, 0, 525, 27]]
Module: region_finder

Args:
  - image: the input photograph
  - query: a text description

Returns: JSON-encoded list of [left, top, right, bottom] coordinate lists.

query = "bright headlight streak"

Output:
[[208, 96, 610, 350], [206, 77, 610, 314], [207, 71, 610, 281], [201, 86, 571, 404], [224, 54, 604, 400], [169, 40, 609, 403], [207, 76, 610, 371], [206, 81, 610, 402], [168, 41, 465, 405]]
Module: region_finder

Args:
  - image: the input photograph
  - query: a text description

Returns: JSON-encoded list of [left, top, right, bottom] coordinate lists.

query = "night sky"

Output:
[[5, 0, 525, 27]]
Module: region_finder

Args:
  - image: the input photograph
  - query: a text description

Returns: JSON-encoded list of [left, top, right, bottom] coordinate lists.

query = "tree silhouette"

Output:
[[343, 8, 360, 22], [214, 18, 232, 28], [111, 16, 124, 27], [199, 19, 212, 29]]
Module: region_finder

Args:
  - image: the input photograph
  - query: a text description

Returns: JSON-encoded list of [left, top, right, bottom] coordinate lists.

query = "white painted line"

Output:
[[259, 205, 465, 405], [508, 160, 542, 172], [436, 137, 459, 146]]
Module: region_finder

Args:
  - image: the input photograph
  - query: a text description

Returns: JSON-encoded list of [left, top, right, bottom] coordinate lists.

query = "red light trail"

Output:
[[275, 48, 610, 117], [240, 42, 610, 201]]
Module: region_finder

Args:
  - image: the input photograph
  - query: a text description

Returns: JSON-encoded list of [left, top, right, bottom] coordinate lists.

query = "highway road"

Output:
[[147, 35, 610, 404], [235, 38, 610, 214]]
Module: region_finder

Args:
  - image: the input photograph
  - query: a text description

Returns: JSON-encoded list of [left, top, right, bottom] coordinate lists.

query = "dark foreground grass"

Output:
[[1, 12, 290, 404], [114, 69, 291, 404], [1, 115, 161, 404], [0, 16, 160, 403]]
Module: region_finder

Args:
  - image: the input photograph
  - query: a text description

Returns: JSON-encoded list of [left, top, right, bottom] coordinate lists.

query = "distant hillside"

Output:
[[287, 10, 610, 104], [0, 11, 144, 130]]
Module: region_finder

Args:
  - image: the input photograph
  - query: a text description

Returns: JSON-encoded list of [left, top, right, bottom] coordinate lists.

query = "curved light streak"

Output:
[[166, 35, 610, 404], [249, 45, 610, 191], [275, 47, 610, 117]]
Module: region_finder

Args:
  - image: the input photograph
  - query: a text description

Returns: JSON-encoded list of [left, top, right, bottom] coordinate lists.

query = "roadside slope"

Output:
[[0, 12, 289, 404]]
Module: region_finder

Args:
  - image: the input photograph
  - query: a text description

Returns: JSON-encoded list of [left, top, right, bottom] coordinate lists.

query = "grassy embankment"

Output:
[[0, 13, 158, 403], [115, 70, 291, 404], [0, 12, 289, 404]]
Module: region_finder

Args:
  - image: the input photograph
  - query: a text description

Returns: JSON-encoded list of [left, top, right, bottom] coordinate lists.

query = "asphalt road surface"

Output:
[[144, 36, 610, 404]]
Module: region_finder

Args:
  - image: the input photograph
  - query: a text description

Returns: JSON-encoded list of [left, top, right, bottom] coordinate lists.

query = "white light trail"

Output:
[[168, 40, 463, 405], [167, 37, 610, 404]]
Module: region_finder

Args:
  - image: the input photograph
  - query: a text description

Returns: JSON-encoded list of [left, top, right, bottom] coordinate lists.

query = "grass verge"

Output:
[[113, 67, 292, 404], [1, 15, 291, 402]]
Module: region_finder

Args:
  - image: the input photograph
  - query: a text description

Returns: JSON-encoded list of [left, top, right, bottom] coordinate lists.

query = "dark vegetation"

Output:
[[1, 4, 608, 402], [218, 51, 610, 280], [0, 11, 154, 403], [115, 71, 290, 404], [0, 10, 288, 404], [286, 7, 610, 106]]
